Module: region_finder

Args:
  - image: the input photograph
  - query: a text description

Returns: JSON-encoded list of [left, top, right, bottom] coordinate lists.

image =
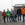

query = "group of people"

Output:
[[2, 9, 17, 23], [2, 7, 25, 23]]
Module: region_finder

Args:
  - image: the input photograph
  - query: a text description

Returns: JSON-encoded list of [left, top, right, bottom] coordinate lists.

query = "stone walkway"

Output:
[[0, 15, 25, 25], [0, 22, 25, 25]]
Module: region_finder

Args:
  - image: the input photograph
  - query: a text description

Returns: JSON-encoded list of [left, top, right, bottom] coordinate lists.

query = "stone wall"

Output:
[[0, 11, 3, 20]]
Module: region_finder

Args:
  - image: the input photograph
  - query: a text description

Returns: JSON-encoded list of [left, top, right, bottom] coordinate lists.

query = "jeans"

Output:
[[12, 16, 15, 22], [18, 14, 21, 21], [23, 14, 25, 22], [12, 16, 17, 22]]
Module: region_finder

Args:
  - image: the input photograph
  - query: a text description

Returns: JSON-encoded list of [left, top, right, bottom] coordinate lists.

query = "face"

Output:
[[11, 9, 12, 10], [3, 10, 5, 12], [7, 9, 9, 11]]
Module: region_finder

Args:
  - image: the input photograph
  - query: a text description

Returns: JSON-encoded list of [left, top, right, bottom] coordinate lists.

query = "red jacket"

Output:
[[2, 12, 6, 16]]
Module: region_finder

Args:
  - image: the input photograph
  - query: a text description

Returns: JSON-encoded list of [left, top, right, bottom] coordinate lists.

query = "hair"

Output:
[[3, 9, 5, 12]]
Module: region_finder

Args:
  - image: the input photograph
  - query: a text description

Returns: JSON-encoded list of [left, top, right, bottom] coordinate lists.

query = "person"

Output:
[[17, 7, 21, 21], [13, 8, 17, 22], [11, 9, 13, 22], [6, 9, 11, 22], [21, 7, 25, 22], [2, 10, 6, 23]]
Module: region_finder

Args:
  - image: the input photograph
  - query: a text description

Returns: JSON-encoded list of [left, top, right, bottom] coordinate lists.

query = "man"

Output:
[[13, 8, 17, 22], [17, 7, 21, 21], [2, 10, 6, 23], [21, 7, 25, 22], [6, 9, 11, 22], [11, 9, 14, 22]]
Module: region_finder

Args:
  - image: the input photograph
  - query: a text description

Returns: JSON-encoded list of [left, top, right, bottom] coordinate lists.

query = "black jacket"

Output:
[[17, 9, 21, 14]]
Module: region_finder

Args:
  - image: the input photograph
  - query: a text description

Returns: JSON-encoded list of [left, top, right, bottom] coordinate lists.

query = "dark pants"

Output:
[[18, 14, 21, 21], [3, 16, 5, 23], [13, 16, 16, 22], [7, 16, 11, 22], [10, 15, 13, 21], [23, 14, 25, 22], [7, 16, 8, 22]]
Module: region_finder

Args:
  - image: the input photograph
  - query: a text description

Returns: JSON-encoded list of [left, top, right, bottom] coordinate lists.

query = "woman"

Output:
[[6, 9, 11, 22], [2, 10, 6, 23]]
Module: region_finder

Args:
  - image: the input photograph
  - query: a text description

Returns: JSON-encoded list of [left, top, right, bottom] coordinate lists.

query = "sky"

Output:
[[0, 0, 25, 11], [0, 0, 11, 11]]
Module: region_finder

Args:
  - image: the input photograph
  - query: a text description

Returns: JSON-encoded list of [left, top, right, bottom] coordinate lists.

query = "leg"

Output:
[[10, 17, 12, 22], [12, 16, 15, 22], [4, 16, 5, 23], [18, 15, 19, 21], [15, 17, 16, 22], [7, 16, 8, 22], [15, 15, 17, 22], [9, 18, 10, 21], [23, 15, 24, 22], [9, 17, 11, 22], [10, 15, 12, 22], [11, 18, 12, 22], [20, 15, 21, 21], [11, 16, 12, 21]]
